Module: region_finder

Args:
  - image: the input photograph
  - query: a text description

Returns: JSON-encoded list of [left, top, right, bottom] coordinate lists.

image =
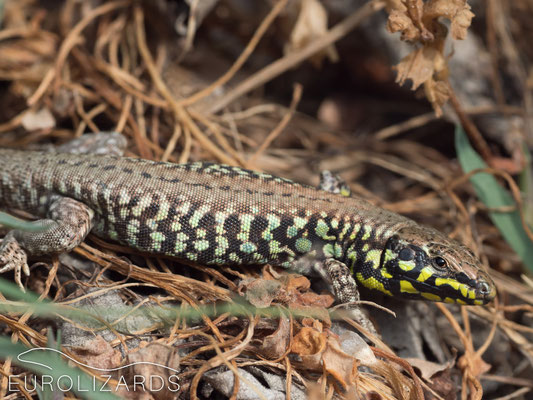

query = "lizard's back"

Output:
[[0, 149, 408, 267]]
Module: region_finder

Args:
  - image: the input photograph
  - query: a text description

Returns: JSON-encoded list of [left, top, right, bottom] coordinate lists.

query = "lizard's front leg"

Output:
[[310, 259, 377, 333], [306, 258, 360, 305], [0, 196, 94, 290], [320, 259, 360, 303]]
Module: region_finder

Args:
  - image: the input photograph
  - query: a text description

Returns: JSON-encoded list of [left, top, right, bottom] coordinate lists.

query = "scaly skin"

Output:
[[0, 146, 496, 304]]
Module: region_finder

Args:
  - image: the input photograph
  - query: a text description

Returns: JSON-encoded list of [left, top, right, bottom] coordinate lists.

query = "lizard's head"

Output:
[[366, 225, 496, 305]]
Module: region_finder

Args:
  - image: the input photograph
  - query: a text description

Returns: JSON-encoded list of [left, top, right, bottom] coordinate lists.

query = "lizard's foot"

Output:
[[319, 170, 352, 197], [55, 132, 127, 156], [0, 196, 93, 291], [0, 233, 30, 291]]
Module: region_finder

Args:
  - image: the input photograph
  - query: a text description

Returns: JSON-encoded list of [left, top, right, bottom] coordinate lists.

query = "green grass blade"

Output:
[[519, 144, 533, 227], [0, 211, 50, 232], [455, 126, 533, 272]]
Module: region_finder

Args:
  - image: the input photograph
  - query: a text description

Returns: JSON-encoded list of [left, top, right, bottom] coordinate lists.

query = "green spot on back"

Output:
[[197, 228, 206, 238], [293, 217, 307, 229], [269, 240, 281, 254], [334, 243, 343, 258], [362, 225, 372, 241], [262, 231, 273, 241], [194, 239, 210, 251], [315, 220, 334, 240], [323, 243, 335, 257], [287, 226, 298, 238], [267, 215, 281, 230], [215, 236, 229, 256], [295, 238, 312, 253], [240, 242, 257, 254], [229, 252, 241, 262]]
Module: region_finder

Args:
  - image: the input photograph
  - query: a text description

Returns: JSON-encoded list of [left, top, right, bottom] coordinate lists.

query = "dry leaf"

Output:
[[406, 357, 454, 381], [395, 45, 441, 90], [258, 317, 290, 359], [238, 278, 282, 308], [450, 3, 474, 40], [292, 326, 326, 356], [386, 0, 433, 42], [69, 335, 122, 371], [425, 0, 474, 40], [424, 78, 450, 117], [123, 343, 181, 400], [321, 339, 359, 389], [285, 0, 338, 66], [291, 327, 359, 389], [295, 291, 335, 308], [386, 0, 474, 114], [283, 274, 311, 291]]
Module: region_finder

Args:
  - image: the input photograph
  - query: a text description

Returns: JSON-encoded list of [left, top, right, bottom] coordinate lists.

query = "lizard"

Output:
[[0, 133, 496, 306]]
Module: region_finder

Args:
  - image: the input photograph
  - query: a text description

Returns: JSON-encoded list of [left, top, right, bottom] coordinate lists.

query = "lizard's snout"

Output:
[[475, 271, 496, 303]]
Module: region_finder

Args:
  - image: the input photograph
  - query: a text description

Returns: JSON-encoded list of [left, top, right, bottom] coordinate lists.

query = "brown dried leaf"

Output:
[[291, 326, 326, 356], [238, 278, 282, 308], [69, 335, 122, 371], [295, 291, 335, 308], [291, 327, 359, 389], [406, 357, 454, 381], [395, 46, 440, 90], [450, 3, 474, 40], [387, 0, 473, 114], [424, 78, 450, 117], [259, 317, 290, 359], [387, 9, 420, 42], [386, 0, 433, 42], [321, 338, 359, 389], [283, 274, 311, 291], [302, 318, 323, 331], [286, 0, 338, 66], [425, 0, 474, 40], [388, 0, 473, 42], [124, 343, 181, 400], [407, 0, 434, 41]]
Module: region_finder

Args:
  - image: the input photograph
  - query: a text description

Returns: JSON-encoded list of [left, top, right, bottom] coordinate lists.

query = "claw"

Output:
[[0, 233, 29, 291]]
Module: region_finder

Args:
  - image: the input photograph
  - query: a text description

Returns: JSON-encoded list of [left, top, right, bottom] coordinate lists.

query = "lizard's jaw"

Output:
[[474, 270, 497, 304]]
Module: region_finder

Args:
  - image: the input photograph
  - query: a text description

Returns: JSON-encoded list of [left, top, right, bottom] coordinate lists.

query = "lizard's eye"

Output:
[[433, 256, 447, 269]]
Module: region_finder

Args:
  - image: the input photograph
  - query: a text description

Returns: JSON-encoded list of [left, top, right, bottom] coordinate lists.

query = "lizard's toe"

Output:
[[0, 234, 29, 290]]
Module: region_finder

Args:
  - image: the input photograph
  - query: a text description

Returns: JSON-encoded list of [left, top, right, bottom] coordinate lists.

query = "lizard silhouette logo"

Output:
[[9, 347, 181, 394]]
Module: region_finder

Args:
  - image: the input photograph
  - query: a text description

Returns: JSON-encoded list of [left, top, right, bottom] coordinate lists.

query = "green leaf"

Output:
[[0, 211, 50, 232], [455, 126, 533, 272]]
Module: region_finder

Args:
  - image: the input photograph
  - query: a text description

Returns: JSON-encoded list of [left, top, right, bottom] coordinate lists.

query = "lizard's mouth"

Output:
[[392, 271, 496, 305], [473, 270, 497, 303]]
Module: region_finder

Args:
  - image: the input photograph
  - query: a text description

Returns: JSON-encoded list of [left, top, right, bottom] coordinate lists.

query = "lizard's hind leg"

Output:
[[0, 195, 94, 290], [319, 170, 351, 197], [55, 132, 127, 156]]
